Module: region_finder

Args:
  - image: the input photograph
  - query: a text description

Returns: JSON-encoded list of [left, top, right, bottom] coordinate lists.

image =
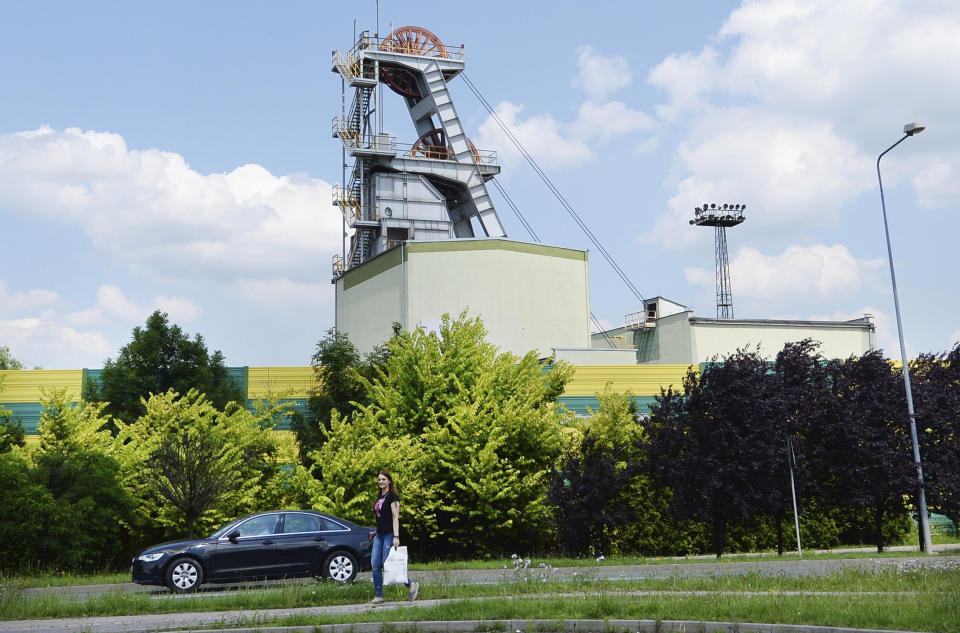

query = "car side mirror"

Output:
[[227, 530, 240, 543]]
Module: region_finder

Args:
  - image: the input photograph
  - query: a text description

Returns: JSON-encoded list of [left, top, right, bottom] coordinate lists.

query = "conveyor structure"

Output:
[[331, 26, 505, 276]]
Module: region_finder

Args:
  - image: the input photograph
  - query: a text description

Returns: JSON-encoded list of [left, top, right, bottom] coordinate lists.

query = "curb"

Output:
[[169, 618, 931, 633]]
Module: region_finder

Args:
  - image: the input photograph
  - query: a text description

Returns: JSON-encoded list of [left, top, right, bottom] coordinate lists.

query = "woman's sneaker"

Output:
[[408, 581, 419, 602]]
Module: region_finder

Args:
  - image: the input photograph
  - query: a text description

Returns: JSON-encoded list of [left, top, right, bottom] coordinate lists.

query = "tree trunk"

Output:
[[776, 510, 785, 556], [874, 505, 885, 553], [713, 520, 726, 558]]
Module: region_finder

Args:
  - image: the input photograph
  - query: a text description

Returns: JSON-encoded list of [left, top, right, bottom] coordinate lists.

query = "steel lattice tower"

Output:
[[690, 203, 746, 319]]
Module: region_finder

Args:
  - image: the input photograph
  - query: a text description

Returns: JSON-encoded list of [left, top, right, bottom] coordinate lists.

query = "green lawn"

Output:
[[2, 557, 958, 632]]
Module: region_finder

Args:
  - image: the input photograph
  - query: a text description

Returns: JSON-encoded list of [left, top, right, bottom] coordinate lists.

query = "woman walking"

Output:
[[369, 470, 418, 605]]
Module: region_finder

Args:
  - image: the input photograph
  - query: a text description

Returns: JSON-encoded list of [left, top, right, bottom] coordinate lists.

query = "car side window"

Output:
[[320, 517, 346, 531], [235, 514, 279, 537], [283, 513, 323, 534]]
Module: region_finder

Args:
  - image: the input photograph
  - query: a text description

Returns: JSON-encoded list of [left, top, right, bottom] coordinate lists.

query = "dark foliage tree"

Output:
[[146, 429, 243, 538], [646, 348, 777, 557], [86, 311, 245, 424], [912, 342, 960, 526], [807, 350, 914, 551], [292, 325, 398, 465], [767, 339, 832, 554], [0, 451, 57, 570], [0, 409, 24, 452], [548, 433, 640, 556]]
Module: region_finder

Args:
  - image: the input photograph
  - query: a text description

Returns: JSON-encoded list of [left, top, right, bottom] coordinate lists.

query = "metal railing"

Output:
[[347, 33, 465, 62]]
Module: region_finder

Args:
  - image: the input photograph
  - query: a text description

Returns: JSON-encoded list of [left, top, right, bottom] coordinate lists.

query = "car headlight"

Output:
[[138, 552, 165, 562]]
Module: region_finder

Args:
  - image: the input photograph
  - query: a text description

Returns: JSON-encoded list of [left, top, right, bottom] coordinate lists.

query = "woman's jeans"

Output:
[[371, 533, 409, 597]]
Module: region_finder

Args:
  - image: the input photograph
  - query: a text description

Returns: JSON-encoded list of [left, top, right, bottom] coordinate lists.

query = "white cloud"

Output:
[[234, 277, 330, 310], [0, 316, 113, 370], [641, 0, 960, 253], [0, 127, 343, 285], [474, 102, 594, 167], [685, 244, 884, 302], [648, 47, 721, 121], [648, 113, 874, 249], [474, 44, 656, 168], [572, 46, 633, 99], [0, 282, 58, 316], [571, 101, 656, 142], [64, 285, 201, 328]]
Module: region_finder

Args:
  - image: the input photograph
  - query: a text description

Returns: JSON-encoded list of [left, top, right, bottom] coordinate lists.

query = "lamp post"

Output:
[[876, 122, 932, 554]]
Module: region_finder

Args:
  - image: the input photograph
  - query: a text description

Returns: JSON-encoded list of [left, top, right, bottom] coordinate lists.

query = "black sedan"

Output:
[[131, 510, 373, 592]]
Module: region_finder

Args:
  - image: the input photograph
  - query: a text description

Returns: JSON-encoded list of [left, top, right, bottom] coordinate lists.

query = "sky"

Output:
[[2, 0, 959, 370]]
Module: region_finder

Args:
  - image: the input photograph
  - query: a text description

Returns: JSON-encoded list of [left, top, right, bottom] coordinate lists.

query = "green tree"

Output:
[[0, 345, 24, 370], [0, 345, 25, 451], [292, 326, 399, 465], [113, 389, 287, 540], [87, 311, 245, 424], [0, 451, 57, 570], [29, 390, 134, 569], [298, 312, 574, 558]]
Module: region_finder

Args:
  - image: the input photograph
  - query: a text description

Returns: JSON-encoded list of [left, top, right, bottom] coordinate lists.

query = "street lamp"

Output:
[[876, 122, 932, 554]]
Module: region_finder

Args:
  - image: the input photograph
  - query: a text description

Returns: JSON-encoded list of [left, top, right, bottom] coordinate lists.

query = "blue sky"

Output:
[[2, 0, 958, 369]]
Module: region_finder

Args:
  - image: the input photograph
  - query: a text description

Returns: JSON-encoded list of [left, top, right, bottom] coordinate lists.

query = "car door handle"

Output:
[[313, 536, 326, 542], [262, 540, 274, 545]]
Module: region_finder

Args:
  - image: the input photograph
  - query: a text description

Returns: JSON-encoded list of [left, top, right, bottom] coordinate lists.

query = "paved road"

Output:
[[6, 546, 959, 633]]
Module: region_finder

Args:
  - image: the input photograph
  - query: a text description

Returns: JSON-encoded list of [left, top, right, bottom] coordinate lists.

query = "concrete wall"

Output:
[[336, 239, 591, 357], [552, 348, 638, 365], [335, 247, 405, 356], [690, 317, 876, 362]]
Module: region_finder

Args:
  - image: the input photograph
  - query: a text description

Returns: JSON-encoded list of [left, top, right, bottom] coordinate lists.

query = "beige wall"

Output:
[[336, 239, 591, 357], [335, 248, 405, 355], [690, 318, 876, 362]]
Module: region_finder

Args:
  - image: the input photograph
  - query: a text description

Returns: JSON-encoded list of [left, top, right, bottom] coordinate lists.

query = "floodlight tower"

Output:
[[689, 203, 747, 318]]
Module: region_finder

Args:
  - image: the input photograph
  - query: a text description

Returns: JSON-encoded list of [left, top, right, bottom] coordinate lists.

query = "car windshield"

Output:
[[208, 519, 242, 540]]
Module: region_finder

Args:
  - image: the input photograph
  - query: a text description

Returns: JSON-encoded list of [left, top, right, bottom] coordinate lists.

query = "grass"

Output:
[[6, 547, 959, 588], [2, 560, 958, 632]]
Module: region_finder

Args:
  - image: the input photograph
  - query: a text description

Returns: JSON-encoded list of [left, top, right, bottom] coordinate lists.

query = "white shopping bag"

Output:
[[382, 545, 408, 585]]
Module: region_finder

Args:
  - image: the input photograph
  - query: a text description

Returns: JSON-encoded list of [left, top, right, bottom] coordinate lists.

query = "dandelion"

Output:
[[596, 555, 605, 562]]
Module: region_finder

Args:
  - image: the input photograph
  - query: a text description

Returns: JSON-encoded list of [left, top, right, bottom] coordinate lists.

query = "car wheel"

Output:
[[166, 557, 203, 593], [323, 550, 358, 583]]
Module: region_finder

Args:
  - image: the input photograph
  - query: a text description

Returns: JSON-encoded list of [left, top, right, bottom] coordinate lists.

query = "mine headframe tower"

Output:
[[330, 26, 505, 278], [689, 203, 746, 319]]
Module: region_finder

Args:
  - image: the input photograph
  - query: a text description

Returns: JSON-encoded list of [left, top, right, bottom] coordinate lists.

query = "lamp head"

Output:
[[903, 122, 925, 136]]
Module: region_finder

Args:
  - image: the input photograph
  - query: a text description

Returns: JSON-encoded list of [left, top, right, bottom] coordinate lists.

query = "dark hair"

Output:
[[378, 470, 397, 494]]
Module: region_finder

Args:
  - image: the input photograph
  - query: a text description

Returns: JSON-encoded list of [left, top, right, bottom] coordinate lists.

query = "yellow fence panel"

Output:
[[247, 367, 315, 400], [0, 370, 84, 403], [562, 365, 692, 397]]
